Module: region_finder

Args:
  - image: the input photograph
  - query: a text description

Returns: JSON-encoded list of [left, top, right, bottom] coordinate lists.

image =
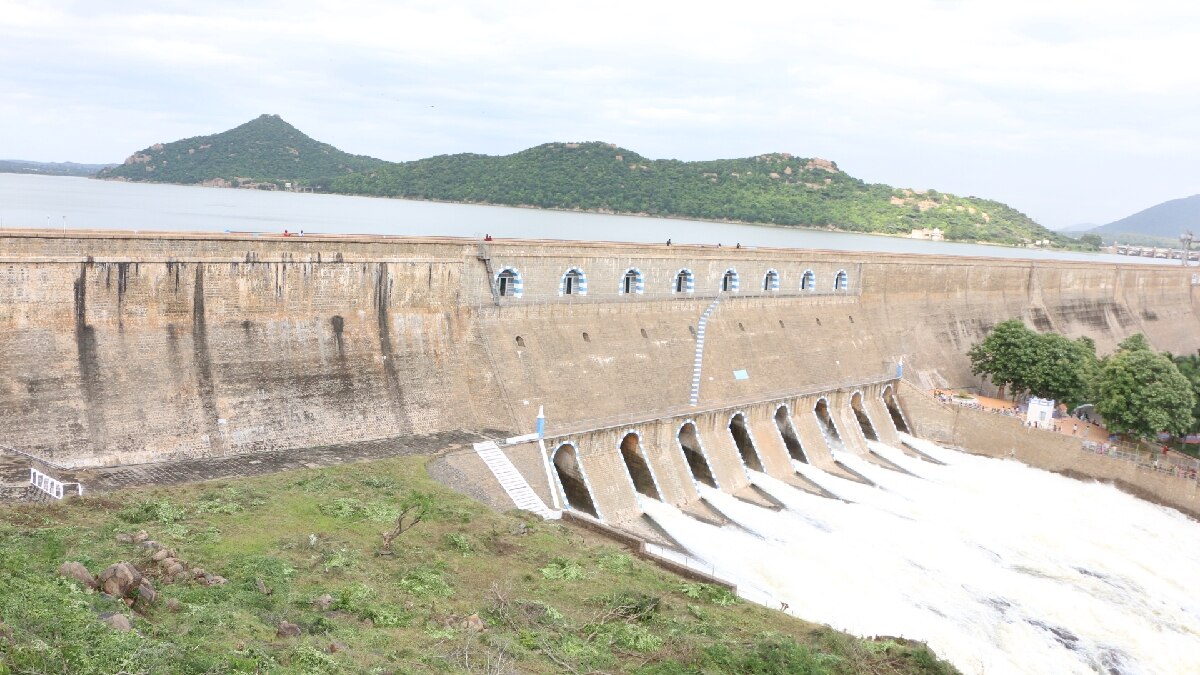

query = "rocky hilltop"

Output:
[[99, 115, 1067, 246], [97, 114, 385, 188]]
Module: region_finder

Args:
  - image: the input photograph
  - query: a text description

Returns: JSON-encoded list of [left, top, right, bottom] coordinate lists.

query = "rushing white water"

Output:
[[643, 433, 1200, 674]]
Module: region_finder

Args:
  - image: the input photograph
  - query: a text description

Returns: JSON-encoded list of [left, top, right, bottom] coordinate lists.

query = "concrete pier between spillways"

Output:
[[0, 229, 1197, 517]]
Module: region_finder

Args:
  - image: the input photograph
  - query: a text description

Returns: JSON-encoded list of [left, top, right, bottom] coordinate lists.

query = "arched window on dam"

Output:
[[881, 385, 911, 434], [774, 405, 808, 463], [674, 268, 695, 293], [552, 444, 599, 517], [619, 432, 661, 500], [728, 413, 764, 472], [834, 269, 849, 291], [850, 391, 879, 441], [560, 267, 587, 296], [621, 267, 644, 295], [814, 398, 846, 451], [721, 268, 740, 293], [677, 422, 717, 488], [763, 269, 780, 292], [801, 269, 816, 291], [496, 267, 522, 298]]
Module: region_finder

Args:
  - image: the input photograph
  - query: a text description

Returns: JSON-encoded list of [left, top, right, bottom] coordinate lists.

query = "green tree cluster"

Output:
[[967, 319, 1097, 407], [969, 323, 1197, 439]]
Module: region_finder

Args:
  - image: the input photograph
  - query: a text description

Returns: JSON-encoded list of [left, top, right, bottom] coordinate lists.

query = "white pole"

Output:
[[535, 406, 561, 510]]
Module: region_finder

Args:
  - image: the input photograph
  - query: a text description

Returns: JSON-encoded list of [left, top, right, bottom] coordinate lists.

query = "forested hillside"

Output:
[[1092, 194, 1200, 245], [332, 142, 1058, 244], [97, 115, 385, 187], [97, 116, 1068, 245]]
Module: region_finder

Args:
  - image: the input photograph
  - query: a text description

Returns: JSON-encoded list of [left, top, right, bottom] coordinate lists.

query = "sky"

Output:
[[1, 0, 1199, 229]]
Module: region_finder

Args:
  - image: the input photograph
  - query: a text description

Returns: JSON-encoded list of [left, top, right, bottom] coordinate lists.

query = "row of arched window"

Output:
[[495, 266, 850, 298]]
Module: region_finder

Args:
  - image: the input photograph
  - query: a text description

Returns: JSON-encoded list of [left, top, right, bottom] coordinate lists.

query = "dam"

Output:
[[3, 229, 1200, 672]]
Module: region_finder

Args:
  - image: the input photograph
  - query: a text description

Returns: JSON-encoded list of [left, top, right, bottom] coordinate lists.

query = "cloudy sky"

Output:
[[2, 0, 1198, 228]]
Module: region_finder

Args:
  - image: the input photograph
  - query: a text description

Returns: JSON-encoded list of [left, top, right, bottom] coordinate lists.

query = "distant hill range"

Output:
[[1091, 195, 1200, 245], [94, 114, 1070, 246], [0, 159, 114, 177]]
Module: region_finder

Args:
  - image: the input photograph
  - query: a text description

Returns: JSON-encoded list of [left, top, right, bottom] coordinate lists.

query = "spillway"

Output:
[[644, 439, 1200, 674]]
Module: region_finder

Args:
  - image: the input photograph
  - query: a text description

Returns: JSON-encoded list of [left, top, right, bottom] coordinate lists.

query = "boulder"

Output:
[[327, 641, 347, 654], [136, 580, 157, 606], [98, 562, 142, 598], [464, 613, 485, 632], [165, 598, 182, 613], [255, 578, 272, 595], [133, 530, 149, 543], [276, 621, 302, 638], [103, 614, 132, 632], [150, 549, 170, 562], [165, 562, 185, 577], [58, 561, 96, 589], [313, 594, 334, 611], [115, 533, 135, 544]]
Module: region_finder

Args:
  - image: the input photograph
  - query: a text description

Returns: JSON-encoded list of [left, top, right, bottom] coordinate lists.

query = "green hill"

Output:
[[1092, 194, 1200, 245], [96, 114, 386, 188], [333, 142, 1059, 245], [0, 159, 114, 177], [99, 116, 1066, 246]]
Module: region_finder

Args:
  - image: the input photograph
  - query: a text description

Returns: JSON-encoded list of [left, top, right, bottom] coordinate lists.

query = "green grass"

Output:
[[0, 456, 958, 674]]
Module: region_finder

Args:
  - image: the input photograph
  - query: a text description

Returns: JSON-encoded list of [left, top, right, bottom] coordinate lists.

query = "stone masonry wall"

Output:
[[0, 230, 1196, 472]]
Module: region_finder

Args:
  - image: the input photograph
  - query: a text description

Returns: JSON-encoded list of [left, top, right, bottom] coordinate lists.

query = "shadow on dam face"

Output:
[[882, 385, 911, 434], [553, 444, 598, 517], [851, 392, 879, 441], [775, 405, 808, 463], [814, 398, 845, 451], [678, 422, 717, 488], [620, 432, 661, 500], [729, 413, 764, 472]]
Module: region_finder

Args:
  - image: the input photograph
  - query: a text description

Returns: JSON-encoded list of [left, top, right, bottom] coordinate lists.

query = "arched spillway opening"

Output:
[[814, 398, 846, 451], [728, 413, 764, 472], [774, 405, 808, 463], [677, 422, 717, 488], [619, 432, 661, 501], [881, 385, 911, 434], [552, 443, 599, 517], [850, 392, 879, 441]]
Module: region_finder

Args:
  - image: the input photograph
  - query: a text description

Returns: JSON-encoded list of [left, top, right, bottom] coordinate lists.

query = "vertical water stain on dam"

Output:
[[73, 261, 107, 451], [192, 265, 225, 454], [374, 262, 409, 430]]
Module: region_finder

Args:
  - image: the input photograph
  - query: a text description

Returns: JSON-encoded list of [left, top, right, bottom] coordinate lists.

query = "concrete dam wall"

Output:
[[2, 231, 1198, 519]]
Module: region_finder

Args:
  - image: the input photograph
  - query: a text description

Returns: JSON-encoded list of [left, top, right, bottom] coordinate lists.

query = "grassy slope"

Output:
[[0, 456, 957, 674]]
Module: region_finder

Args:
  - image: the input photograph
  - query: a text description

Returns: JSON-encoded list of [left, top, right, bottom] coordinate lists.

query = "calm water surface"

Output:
[[0, 174, 1173, 265]]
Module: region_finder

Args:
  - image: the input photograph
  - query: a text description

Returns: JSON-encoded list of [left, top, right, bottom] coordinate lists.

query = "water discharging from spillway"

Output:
[[642, 433, 1200, 674]]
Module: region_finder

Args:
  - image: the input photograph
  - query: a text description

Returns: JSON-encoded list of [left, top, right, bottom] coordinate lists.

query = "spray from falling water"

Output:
[[643, 434, 1200, 675]]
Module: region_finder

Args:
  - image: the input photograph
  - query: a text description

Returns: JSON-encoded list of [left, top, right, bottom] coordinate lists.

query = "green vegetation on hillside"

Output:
[[969, 322, 1196, 439], [96, 115, 385, 188], [0, 456, 956, 674], [0, 159, 114, 177], [332, 142, 1062, 245], [97, 116, 1071, 245]]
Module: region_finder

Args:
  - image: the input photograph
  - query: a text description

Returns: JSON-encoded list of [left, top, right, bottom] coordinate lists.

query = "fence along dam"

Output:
[[2, 230, 1200, 673]]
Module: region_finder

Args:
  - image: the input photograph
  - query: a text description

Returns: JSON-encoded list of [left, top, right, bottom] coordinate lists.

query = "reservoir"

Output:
[[0, 173, 1171, 265]]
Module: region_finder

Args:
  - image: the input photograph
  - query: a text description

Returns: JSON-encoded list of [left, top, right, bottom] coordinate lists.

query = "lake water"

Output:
[[0, 173, 1173, 265], [644, 433, 1200, 675]]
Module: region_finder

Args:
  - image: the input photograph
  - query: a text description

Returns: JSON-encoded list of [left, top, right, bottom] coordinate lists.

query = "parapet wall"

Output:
[[0, 230, 1196, 468]]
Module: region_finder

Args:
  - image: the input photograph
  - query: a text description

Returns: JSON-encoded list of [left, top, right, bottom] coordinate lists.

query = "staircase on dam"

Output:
[[473, 441, 561, 520], [689, 297, 722, 406]]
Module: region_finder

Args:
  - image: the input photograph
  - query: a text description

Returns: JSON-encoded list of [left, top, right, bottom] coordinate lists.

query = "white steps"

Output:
[[689, 297, 722, 406], [473, 441, 561, 520]]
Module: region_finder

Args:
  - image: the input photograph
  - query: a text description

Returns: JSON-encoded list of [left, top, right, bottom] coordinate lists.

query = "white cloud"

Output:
[[0, 0, 1198, 226]]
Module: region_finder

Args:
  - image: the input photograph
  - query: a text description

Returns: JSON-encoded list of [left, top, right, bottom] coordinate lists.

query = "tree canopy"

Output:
[[967, 320, 1097, 407], [1094, 342, 1196, 438]]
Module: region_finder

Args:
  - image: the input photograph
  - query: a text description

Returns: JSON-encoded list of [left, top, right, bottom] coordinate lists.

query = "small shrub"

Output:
[[540, 557, 586, 581], [318, 546, 360, 573], [597, 551, 633, 573], [679, 582, 737, 606], [117, 499, 187, 525], [600, 622, 664, 652], [360, 475, 398, 490], [319, 498, 365, 520], [398, 565, 454, 599], [362, 502, 400, 523], [444, 532, 472, 556]]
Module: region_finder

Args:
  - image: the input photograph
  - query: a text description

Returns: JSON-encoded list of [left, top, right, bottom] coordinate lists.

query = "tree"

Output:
[[1077, 233, 1103, 250], [1172, 353, 1200, 434], [1094, 344, 1196, 439], [968, 320, 1038, 399], [1024, 333, 1099, 409]]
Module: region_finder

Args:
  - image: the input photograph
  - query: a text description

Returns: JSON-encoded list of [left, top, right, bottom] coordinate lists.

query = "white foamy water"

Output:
[[643, 433, 1200, 674]]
